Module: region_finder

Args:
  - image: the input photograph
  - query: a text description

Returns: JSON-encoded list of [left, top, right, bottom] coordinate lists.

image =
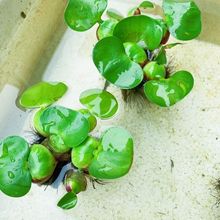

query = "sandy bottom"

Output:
[[1, 1, 220, 220]]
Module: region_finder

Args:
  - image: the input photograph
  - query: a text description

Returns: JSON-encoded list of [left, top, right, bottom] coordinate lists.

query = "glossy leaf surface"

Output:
[[113, 15, 163, 50], [71, 137, 100, 169], [124, 42, 147, 65], [89, 127, 133, 179], [144, 70, 194, 107], [19, 82, 67, 108], [80, 89, 118, 119], [28, 144, 56, 182], [34, 106, 89, 147], [0, 136, 31, 197], [48, 135, 71, 154], [64, 170, 87, 194], [163, 0, 202, 40], [57, 192, 78, 210], [97, 19, 118, 40], [143, 61, 166, 80], [93, 36, 143, 89], [65, 0, 107, 31]]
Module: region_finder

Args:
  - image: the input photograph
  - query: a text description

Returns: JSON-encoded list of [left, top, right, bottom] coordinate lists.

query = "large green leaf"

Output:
[[28, 144, 56, 182], [93, 36, 143, 89], [144, 70, 194, 107], [57, 192, 78, 210], [79, 89, 118, 119], [64, 0, 107, 31], [113, 15, 163, 50], [89, 127, 133, 179], [19, 82, 67, 109], [33, 106, 89, 147], [0, 136, 31, 197], [162, 0, 202, 40]]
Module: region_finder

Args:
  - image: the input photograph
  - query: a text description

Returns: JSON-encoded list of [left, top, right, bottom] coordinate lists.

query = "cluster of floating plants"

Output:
[[0, 82, 133, 209], [65, 0, 201, 107], [0, 0, 202, 212]]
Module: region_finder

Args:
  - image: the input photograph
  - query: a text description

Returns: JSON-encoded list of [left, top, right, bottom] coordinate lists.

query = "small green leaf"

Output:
[[48, 135, 71, 154], [33, 106, 89, 147], [93, 36, 143, 89], [0, 136, 31, 197], [162, 0, 202, 40], [124, 42, 148, 65], [64, 170, 87, 194], [57, 192, 78, 210], [28, 144, 56, 182], [144, 70, 194, 107], [154, 47, 167, 65], [107, 8, 124, 21], [97, 19, 118, 40], [139, 1, 154, 9], [143, 61, 166, 80], [19, 82, 67, 109], [64, 0, 107, 31], [113, 15, 163, 50], [89, 127, 134, 179], [80, 89, 118, 119], [71, 137, 100, 169], [79, 109, 97, 131]]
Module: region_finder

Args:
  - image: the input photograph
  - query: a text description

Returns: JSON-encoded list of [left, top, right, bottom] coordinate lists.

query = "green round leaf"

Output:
[[64, 170, 87, 194], [89, 127, 134, 179], [93, 36, 144, 89], [28, 144, 56, 182], [79, 109, 97, 132], [139, 1, 154, 9], [80, 89, 118, 119], [124, 42, 148, 65], [33, 106, 89, 147], [19, 82, 67, 109], [144, 70, 194, 107], [113, 15, 163, 50], [0, 136, 31, 197], [143, 61, 166, 80], [97, 19, 118, 40], [64, 0, 107, 31], [57, 192, 78, 210], [71, 137, 100, 169], [107, 9, 124, 21], [163, 0, 202, 40], [48, 135, 71, 154]]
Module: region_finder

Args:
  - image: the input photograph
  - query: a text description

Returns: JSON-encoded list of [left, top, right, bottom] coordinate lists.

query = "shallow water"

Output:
[[1, 0, 220, 220]]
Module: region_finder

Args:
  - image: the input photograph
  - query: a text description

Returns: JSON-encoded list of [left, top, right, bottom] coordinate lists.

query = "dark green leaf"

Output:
[[19, 82, 67, 109], [163, 0, 202, 40], [57, 192, 78, 210], [93, 36, 143, 89], [64, 0, 107, 31], [89, 127, 133, 179], [0, 136, 31, 197], [144, 70, 194, 107], [79, 109, 97, 131], [113, 15, 163, 50], [80, 89, 118, 119]]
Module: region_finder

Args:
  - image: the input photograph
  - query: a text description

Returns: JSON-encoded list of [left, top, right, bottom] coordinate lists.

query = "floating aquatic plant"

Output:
[[0, 81, 133, 210], [65, 0, 201, 107]]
